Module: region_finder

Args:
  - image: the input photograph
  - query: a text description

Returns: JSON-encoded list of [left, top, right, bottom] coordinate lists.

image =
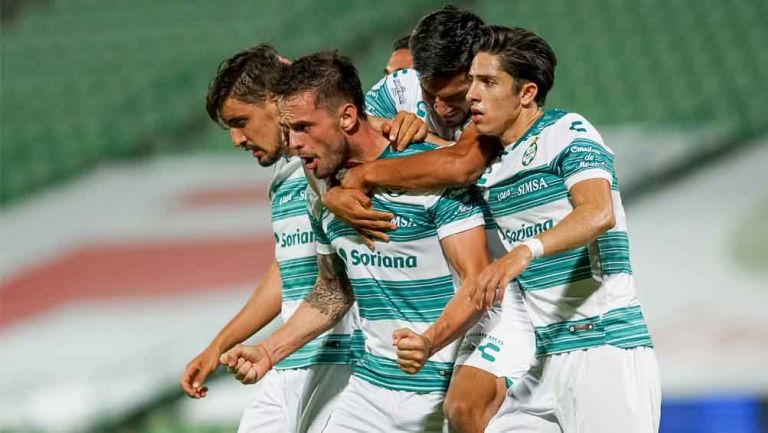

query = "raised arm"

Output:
[[220, 252, 354, 384], [180, 259, 281, 398], [394, 224, 494, 374], [342, 123, 501, 191]]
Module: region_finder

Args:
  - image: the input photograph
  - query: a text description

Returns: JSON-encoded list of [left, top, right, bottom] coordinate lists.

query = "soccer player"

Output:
[[384, 34, 413, 75], [220, 52, 495, 432], [334, 6, 536, 432], [338, 25, 662, 433], [178, 44, 360, 433]]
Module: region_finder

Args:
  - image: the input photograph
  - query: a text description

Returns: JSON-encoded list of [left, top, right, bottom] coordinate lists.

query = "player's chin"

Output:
[[258, 153, 281, 167]]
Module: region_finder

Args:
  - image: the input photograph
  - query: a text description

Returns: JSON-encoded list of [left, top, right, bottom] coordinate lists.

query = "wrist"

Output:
[[257, 344, 274, 370], [258, 338, 282, 365], [349, 165, 372, 192], [208, 338, 229, 355], [421, 330, 436, 357], [519, 237, 544, 261]]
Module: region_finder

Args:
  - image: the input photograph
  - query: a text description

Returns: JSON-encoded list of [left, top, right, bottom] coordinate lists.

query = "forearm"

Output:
[[357, 125, 499, 190], [261, 253, 354, 363], [428, 226, 490, 354], [208, 260, 282, 353], [423, 284, 485, 355], [534, 201, 615, 257]]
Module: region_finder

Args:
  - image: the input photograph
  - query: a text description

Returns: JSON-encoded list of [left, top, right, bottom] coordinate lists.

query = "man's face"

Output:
[[467, 52, 521, 137], [384, 48, 413, 75], [219, 96, 283, 167], [280, 92, 348, 179], [420, 72, 471, 128]]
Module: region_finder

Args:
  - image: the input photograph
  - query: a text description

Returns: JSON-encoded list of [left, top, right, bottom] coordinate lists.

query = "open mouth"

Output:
[[302, 156, 318, 170]]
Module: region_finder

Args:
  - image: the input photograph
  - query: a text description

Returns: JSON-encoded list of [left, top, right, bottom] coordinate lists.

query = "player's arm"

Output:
[[478, 178, 615, 294], [180, 259, 281, 398], [220, 255, 354, 384], [393, 226, 492, 374], [324, 125, 500, 245], [344, 122, 500, 191]]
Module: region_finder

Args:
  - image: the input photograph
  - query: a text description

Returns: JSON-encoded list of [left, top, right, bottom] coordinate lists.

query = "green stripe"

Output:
[[534, 305, 653, 356], [486, 174, 568, 217], [350, 329, 365, 361], [354, 352, 453, 393], [276, 333, 358, 369], [554, 138, 616, 182], [351, 276, 454, 322], [597, 231, 633, 275], [271, 178, 309, 222], [378, 142, 438, 159], [518, 248, 593, 291], [278, 256, 317, 301], [326, 197, 439, 243]]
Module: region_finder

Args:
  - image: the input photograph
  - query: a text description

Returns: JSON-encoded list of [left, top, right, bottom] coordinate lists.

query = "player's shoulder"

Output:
[[367, 68, 422, 100], [304, 182, 325, 220], [541, 110, 611, 155], [268, 156, 305, 197]]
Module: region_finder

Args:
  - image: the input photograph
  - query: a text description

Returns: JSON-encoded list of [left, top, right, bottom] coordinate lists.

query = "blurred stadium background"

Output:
[[1, 0, 767, 431]]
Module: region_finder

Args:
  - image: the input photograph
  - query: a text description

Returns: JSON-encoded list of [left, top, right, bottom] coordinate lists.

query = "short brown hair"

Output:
[[205, 44, 288, 124], [476, 25, 557, 105], [273, 51, 366, 119]]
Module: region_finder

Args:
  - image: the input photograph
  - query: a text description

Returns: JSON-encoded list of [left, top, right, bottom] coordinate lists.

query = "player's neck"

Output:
[[501, 106, 542, 146], [345, 120, 390, 166]]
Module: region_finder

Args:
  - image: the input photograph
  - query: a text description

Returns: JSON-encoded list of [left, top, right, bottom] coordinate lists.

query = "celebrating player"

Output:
[[180, 43, 429, 432], [335, 24, 662, 433], [332, 6, 537, 432], [220, 51, 495, 432]]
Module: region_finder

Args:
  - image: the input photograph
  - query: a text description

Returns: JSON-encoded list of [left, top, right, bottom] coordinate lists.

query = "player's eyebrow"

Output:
[[222, 115, 246, 127]]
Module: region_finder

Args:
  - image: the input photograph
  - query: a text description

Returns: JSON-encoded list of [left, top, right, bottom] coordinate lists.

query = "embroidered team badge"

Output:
[[522, 138, 538, 166]]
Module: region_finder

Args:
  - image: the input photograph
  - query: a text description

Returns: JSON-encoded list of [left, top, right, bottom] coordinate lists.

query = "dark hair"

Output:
[[410, 5, 484, 81], [392, 35, 410, 51], [475, 25, 557, 105], [205, 44, 288, 124], [274, 51, 366, 119]]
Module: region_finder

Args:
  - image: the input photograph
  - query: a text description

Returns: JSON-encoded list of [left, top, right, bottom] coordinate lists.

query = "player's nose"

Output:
[[229, 128, 247, 148]]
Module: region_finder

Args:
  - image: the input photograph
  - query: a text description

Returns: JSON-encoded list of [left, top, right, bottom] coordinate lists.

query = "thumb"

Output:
[[220, 345, 242, 367], [392, 328, 415, 345], [193, 365, 214, 389]]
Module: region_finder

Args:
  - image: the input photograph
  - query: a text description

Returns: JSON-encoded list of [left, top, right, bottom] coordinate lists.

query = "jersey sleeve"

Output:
[[365, 69, 427, 121], [429, 186, 486, 240], [553, 114, 616, 190]]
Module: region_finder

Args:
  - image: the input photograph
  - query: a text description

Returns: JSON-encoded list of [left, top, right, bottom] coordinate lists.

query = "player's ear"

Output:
[[338, 103, 358, 132], [519, 81, 538, 106]]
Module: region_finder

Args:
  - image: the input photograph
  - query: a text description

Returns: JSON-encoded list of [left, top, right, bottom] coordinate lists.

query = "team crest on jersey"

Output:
[[522, 138, 538, 166]]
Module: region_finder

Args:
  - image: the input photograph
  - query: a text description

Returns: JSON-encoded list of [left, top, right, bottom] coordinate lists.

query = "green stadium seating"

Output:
[[1, 0, 767, 205]]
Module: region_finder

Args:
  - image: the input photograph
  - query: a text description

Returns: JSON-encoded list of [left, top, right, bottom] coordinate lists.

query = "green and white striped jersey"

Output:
[[477, 109, 653, 357], [269, 156, 361, 369], [365, 68, 467, 141], [307, 143, 486, 393]]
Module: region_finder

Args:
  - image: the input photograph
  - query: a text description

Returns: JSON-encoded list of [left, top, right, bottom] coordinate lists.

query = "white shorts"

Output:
[[486, 345, 661, 433], [455, 283, 535, 385], [237, 364, 353, 433], [319, 376, 448, 433]]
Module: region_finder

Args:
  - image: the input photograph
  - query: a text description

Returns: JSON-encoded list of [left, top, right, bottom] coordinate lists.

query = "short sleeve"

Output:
[[430, 186, 485, 239], [365, 69, 427, 120]]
